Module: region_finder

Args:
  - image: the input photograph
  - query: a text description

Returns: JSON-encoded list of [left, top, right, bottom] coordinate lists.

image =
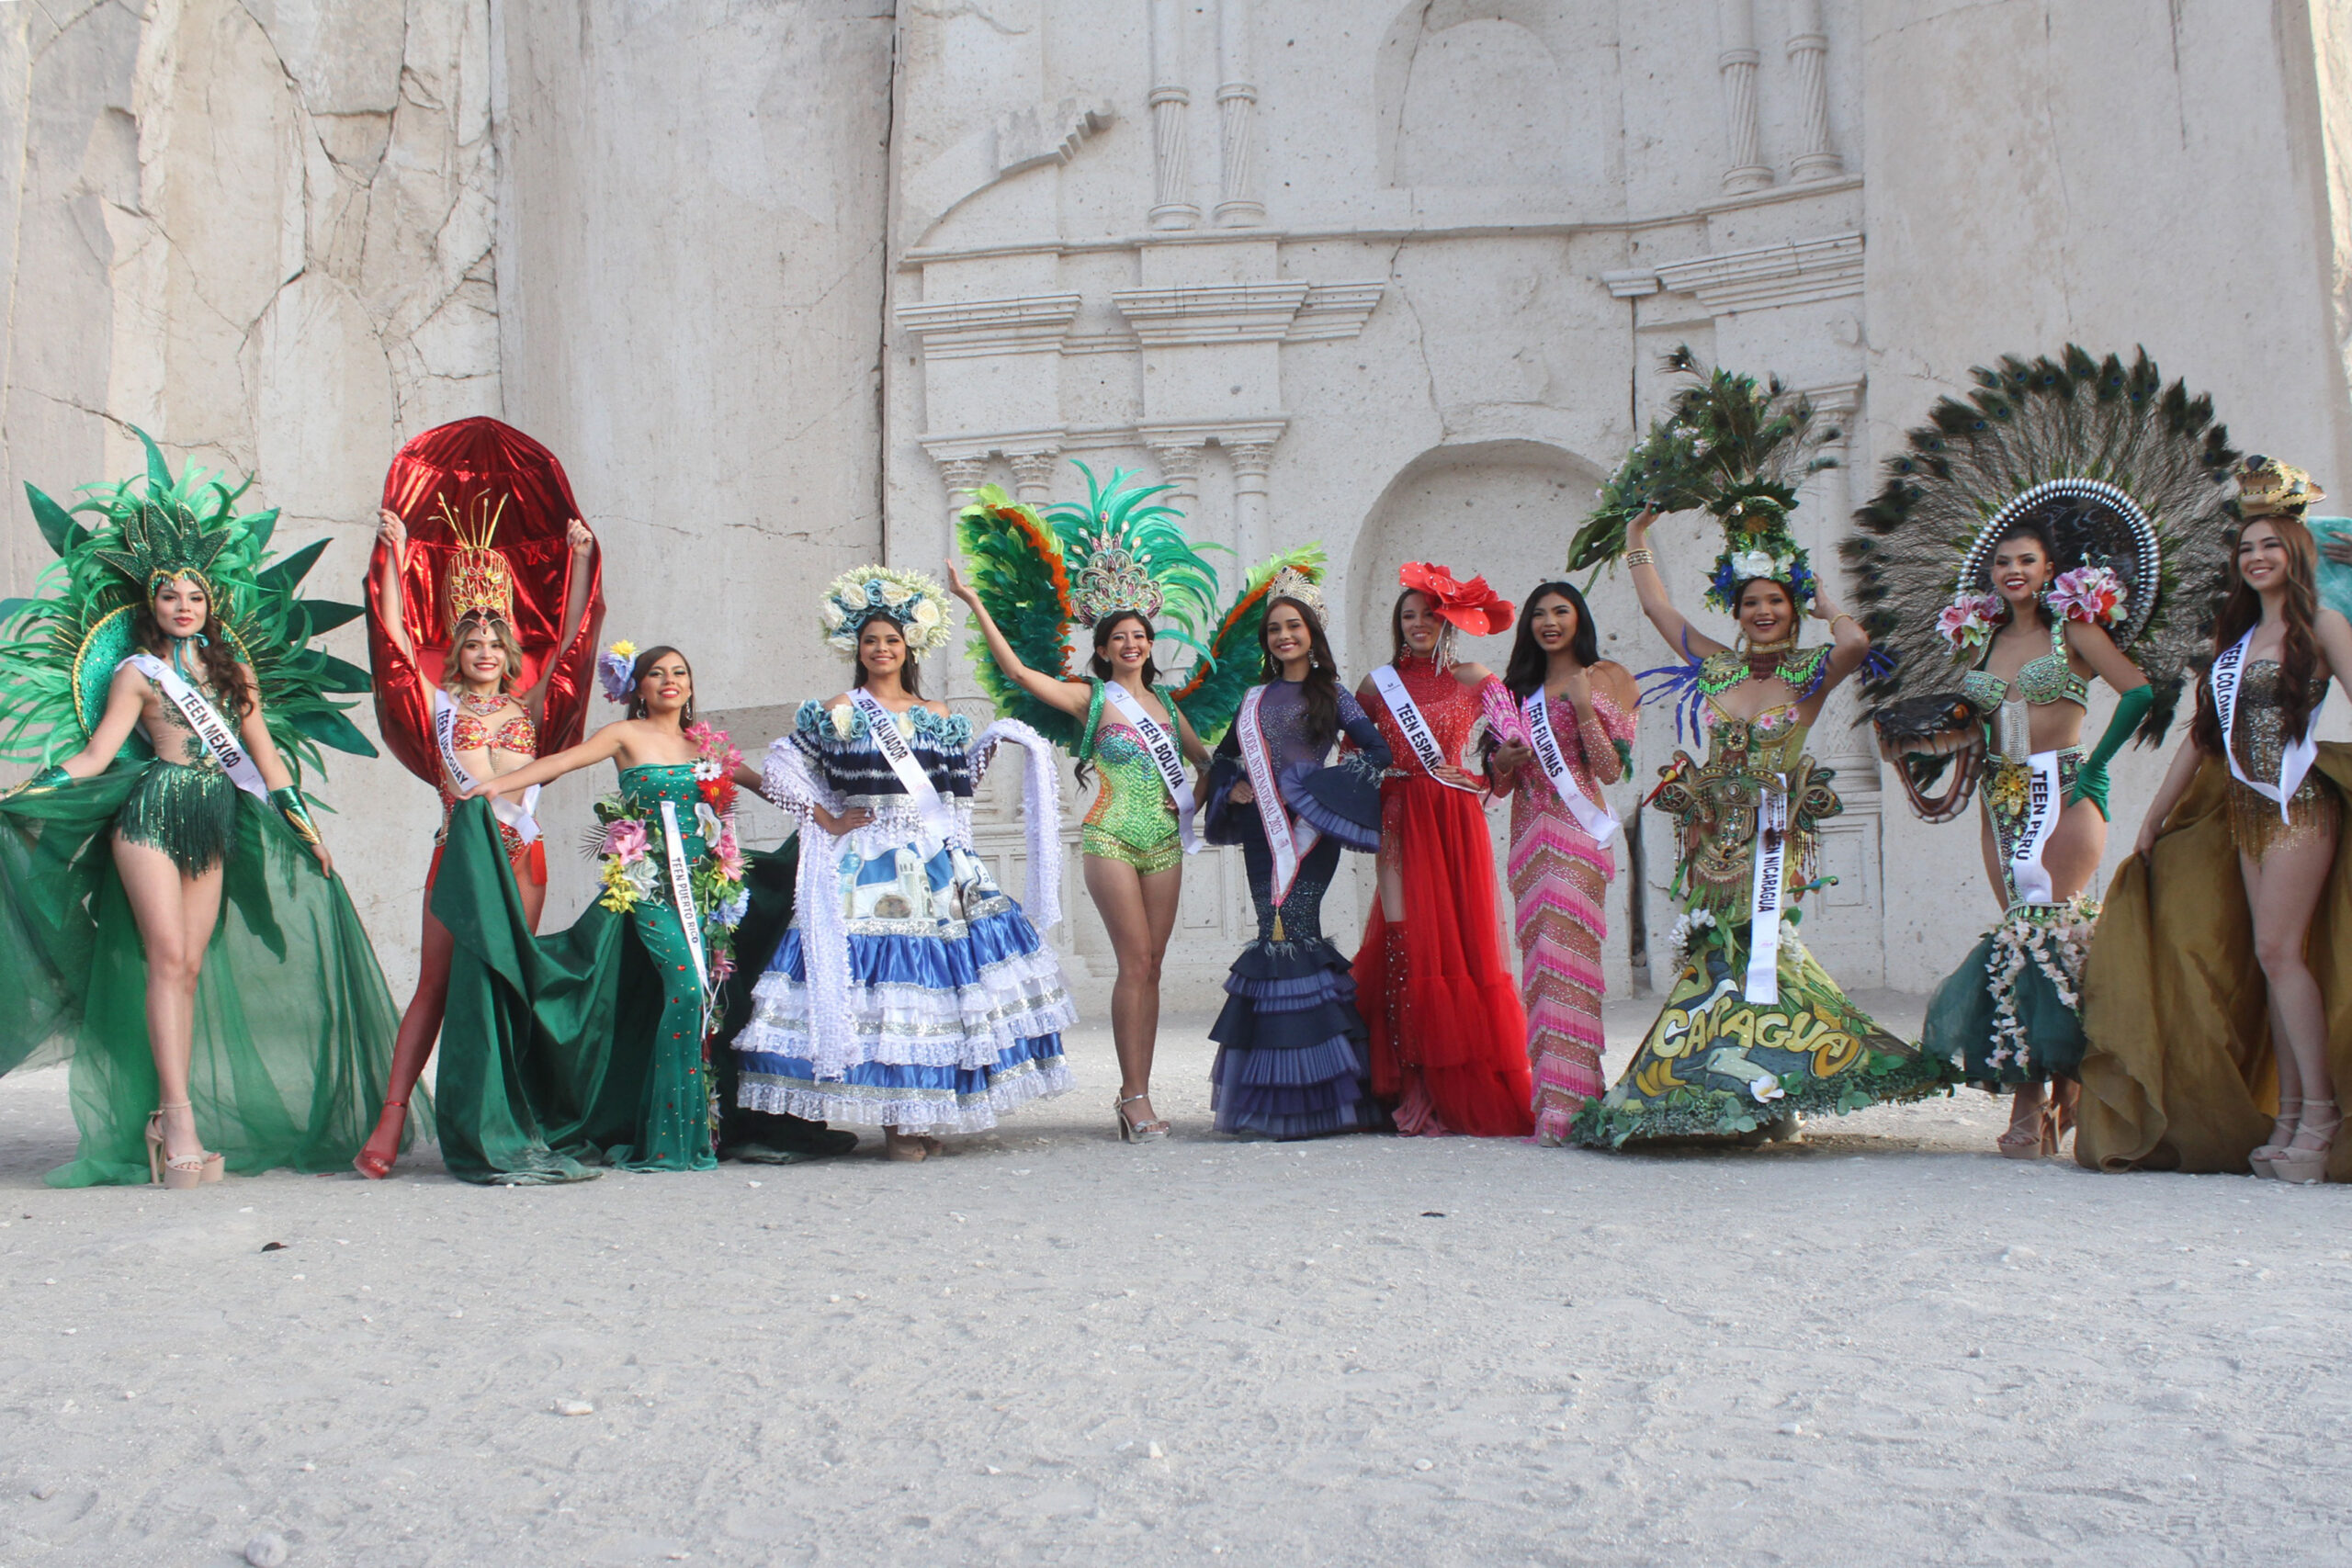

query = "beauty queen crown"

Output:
[[1266, 563, 1326, 620], [438, 493, 516, 630]]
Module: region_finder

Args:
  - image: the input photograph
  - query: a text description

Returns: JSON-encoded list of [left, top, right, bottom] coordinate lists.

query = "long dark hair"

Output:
[[851, 617, 922, 697], [1260, 595, 1341, 750], [1503, 581, 1600, 701], [2192, 514, 2324, 755], [1985, 517, 2057, 631], [135, 580, 252, 718], [624, 644, 696, 727], [1077, 610, 1160, 786]]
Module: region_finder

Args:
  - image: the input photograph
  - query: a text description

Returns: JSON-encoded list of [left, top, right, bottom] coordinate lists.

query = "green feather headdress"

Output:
[[1045, 463, 1227, 660]]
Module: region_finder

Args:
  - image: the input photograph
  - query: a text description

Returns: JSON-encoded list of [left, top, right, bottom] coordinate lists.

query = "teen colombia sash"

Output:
[[1743, 785, 1791, 1006], [1371, 664, 1477, 793], [2004, 750, 2064, 906], [124, 654, 267, 800], [1102, 681, 1200, 854], [657, 798, 711, 1025], [431, 689, 542, 845], [2212, 627, 2324, 824], [1236, 685, 1320, 908], [850, 687, 952, 848], [1523, 688, 1619, 847]]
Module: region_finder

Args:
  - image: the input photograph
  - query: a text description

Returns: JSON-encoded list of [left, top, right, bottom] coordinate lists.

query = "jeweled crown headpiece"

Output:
[[1045, 463, 1223, 645], [2232, 454, 2324, 519], [1266, 565, 1326, 621], [819, 565, 955, 655], [89, 493, 234, 601], [438, 493, 516, 631]]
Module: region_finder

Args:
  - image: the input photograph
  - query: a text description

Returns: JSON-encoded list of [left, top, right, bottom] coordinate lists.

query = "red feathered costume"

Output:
[[1351, 564, 1534, 1137]]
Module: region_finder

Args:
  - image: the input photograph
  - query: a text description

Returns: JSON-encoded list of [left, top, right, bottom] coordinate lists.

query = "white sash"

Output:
[[2005, 750, 2064, 905], [1523, 689, 1619, 846], [850, 687, 951, 846], [1744, 786, 1790, 1005], [1237, 685, 1320, 908], [124, 654, 266, 800], [658, 799, 710, 1028], [1371, 663, 1476, 793], [1102, 681, 1200, 855], [432, 689, 541, 846], [2213, 628, 2324, 824]]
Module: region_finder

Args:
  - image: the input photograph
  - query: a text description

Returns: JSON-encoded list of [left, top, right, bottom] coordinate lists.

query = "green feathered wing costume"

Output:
[[0, 433, 412, 1185]]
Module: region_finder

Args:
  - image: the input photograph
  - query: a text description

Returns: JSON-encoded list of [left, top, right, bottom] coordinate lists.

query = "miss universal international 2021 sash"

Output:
[[2212, 626, 2324, 823], [850, 686, 953, 849], [1523, 687, 1619, 846], [432, 689, 542, 846], [124, 653, 268, 801], [1236, 684, 1318, 911], [1101, 681, 1201, 854], [1370, 663, 1477, 793]]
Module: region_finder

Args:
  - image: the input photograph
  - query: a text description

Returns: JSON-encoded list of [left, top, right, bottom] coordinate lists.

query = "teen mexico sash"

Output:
[[431, 689, 542, 845], [1370, 663, 1476, 793], [1522, 688, 1619, 846], [1236, 684, 1320, 908], [1102, 681, 1200, 854], [123, 654, 267, 800], [2212, 627, 2324, 823]]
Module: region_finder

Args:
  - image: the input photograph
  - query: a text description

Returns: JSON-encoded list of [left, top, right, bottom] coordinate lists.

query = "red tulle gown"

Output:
[[1351, 653, 1534, 1136]]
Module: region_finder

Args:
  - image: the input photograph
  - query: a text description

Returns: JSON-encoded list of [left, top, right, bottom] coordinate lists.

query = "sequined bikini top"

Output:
[[1962, 619, 2087, 712], [451, 707, 537, 755]]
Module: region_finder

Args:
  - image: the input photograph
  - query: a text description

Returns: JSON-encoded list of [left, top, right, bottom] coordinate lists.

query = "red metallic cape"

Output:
[[367, 418, 605, 786]]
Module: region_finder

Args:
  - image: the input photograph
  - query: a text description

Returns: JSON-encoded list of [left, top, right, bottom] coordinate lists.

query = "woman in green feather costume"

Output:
[[0, 434, 401, 1186]]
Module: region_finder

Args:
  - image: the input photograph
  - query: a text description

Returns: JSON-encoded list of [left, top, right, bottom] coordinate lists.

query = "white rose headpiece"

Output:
[[820, 565, 956, 656]]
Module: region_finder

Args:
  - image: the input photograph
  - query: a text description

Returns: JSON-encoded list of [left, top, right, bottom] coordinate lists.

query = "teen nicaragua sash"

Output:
[[1236, 685, 1320, 909], [2212, 627, 2324, 823], [1523, 688, 1618, 846], [2004, 750, 2064, 906], [1744, 785, 1790, 1005], [1371, 663, 1476, 793], [850, 687, 952, 846], [1102, 681, 1200, 854], [431, 689, 542, 845], [124, 654, 267, 800], [657, 798, 711, 1025]]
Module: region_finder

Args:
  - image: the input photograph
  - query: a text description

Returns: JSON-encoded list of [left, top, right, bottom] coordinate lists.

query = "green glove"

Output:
[[2067, 682, 2154, 820], [269, 785, 322, 846], [4, 763, 70, 800]]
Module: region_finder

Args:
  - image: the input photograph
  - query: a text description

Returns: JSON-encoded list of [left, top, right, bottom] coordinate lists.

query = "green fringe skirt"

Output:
[[115, 761, 240, 875]]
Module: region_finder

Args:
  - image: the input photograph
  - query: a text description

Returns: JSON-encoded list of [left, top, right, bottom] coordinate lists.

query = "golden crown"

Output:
[[438, 493, 515, 630], [1266, 565, 1326, 620]]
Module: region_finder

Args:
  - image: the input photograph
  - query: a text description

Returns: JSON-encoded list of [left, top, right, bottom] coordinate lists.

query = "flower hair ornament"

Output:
[[818, 565, 954, 656], [1398, 561, 1515, 636], [597, 639, 639, 704]]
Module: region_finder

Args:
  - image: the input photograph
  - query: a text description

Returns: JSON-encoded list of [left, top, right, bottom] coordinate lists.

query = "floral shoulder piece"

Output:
[[591, 721, 752, 985]]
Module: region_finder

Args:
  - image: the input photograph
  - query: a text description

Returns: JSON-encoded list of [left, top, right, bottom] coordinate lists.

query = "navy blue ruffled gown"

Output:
[[1203, 681, 1391, 1138]]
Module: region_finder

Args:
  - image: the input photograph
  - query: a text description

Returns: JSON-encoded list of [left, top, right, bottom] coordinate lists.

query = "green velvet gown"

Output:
[[0, 755, 404, 1185], [432, 766, 741, 1182]]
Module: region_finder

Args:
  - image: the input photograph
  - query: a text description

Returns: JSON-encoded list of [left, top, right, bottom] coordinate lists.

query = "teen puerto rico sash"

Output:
[[1102, 682, 1201, 854], [1523, 688, 1618, 847], [1371, 663, 1477, 793], [849, 686, 952, 849], [1236, 684, 1319, 910], [2212, 627, 2324, 824], [1743, 784, 1791, 1005], [124, 654, 268, 801], [431, 689, 542, 846]]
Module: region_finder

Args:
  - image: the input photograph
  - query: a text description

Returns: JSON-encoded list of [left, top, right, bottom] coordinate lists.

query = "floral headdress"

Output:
[[1398, 561, 1515, 637], [597, 639, 639, 703], [1702, 493, 1818, 615], [819, 565, 953, 656], [1932, 478, 2152, 652]]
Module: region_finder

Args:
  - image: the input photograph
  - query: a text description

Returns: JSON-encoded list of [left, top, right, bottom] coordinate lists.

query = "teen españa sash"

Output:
[[1744, 785, 1790, 1005], [850, 687, 951, 846], [1523, 688, 1619, 846], [1102, 681, 1200, 854], [1371, 663, 1476, 793], [2212, 627, 2324, 823], [124, 654, 267, 800], [1236, 685, 1320, 908], [431, 689, 542, 845], [658, 798, 711, 1025], [2004, 750, 2064, 906]]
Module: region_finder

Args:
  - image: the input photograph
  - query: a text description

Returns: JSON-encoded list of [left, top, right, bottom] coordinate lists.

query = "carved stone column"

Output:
[[1214, 0, 1263, 228], [1009, 450, 1061, 504], [1228, 441, 1275, 562], [1148, 0, 1199, 230], [1716, 0, 1772, 194], [936, 457, 990, 508], [1148, 441, 1204, 518], [1787, 0, 1842, 181]]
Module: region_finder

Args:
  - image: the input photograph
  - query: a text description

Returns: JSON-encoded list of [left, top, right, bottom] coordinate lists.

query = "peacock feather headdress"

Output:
[[0, 430, 375, 779]]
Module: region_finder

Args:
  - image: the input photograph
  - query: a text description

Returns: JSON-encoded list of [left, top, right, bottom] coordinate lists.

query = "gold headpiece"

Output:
[[1266, 565, 1326, 620], [2232, 455, 2325, 519], [438, 493, 515, 631]]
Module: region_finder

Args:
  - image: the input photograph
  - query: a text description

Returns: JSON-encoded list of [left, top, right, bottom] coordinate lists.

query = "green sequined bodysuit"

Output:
[[115, 656, 242, 876], [1078, 679, 1183, 874]]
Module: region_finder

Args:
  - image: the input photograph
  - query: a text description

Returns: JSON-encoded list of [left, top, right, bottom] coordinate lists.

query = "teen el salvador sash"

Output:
[[124, 654, 268, 800], [431, 689, 542, 846], [1236, 685, 1319, 908], [2212, 627, 2324, 823], [657, 798, 711, 1026], [1523, 687, 1619, 846], [1370, 663, 1477, 793], [1743, 784, 1791, 1005], [1101, 681, 1200, 854], [849, 687, 953, 847]]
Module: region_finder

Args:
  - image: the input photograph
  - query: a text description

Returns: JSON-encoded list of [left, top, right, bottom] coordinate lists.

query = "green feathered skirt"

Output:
[[0, 759, 412, 1185]]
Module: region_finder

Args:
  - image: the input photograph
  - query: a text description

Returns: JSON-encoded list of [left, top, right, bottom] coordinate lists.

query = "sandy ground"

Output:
[[3, 992, 2349, 1568]]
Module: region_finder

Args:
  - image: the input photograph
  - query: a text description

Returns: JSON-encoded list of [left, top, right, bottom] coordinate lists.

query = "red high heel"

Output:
[[354, 1100, 406, 1179]]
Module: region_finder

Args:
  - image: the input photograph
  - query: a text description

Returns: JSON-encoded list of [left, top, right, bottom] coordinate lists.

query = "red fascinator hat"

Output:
[[1398, 561, 1515, 637]]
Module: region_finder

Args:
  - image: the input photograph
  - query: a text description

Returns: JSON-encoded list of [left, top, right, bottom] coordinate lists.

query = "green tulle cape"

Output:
[[0, 761, 407, 1186]]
